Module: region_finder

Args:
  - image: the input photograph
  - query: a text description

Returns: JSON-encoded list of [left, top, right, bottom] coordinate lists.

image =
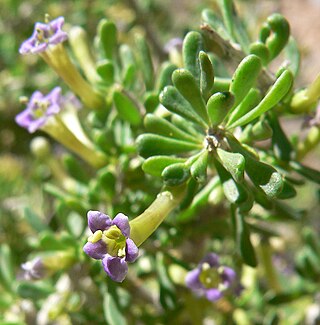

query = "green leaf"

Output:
[[137, 133, 200, 158], [199, 51, 215, 100], [249, 42, 270, 66], [156, 62, 177, 91], [207, 92, 234, 126], [190, 151, 208, 183], [156, 253, 177, 310], [142, 156, 186, 177], [96, 60, 114, 84], [0, 244, 15, 292], [229, 54, 262, 107], [172, 69, 209, 124], [62, 154, 90, 183], [227, 70, 293, 128], [251, 119, 273, 141], [113, 90, 141, 126], [135, 34, 154, 90], [103, 283, 127, 325], [216, 148, 245, 182], [144, 114, 200, 143], [276, 180, 296, 199], [97, 19, 117, 60], [226, 88, 261, 127], [201, 9, 230, 39], [268, 113, 293, 161], [119, 45, 136, 88], [162, 163, 190, 186], [227, 137, 283, 198], [260, 13, 290, 61], [182, 31, 204, 82], [179, 178, 199, 210], [24, 208, 48, 232], [171, 114, 204, 139], [214, 157, 249, 204], [231, 207, 257, 267], [284, 36, 300, 76], [290, 161, 320, 184], [160, 86, 208, 128], [17, 282, 54, 300]]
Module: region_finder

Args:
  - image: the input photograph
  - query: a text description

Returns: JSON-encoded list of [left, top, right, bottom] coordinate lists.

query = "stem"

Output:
[[130, 185, 186, 246], [258, 240, 282, 293]]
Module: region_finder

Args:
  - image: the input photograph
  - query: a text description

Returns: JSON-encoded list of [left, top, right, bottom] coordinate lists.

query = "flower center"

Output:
[[88, 226, 126, 258], [199, 263, 222, 289], [32, 99, 50, 118]]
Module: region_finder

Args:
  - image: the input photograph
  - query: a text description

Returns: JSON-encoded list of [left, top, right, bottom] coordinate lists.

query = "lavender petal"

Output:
[[83, 241, 107, 260], [185, 268, 203, 290], [87, 210, 112, 233], [113, 213, 130, 237], [125, 238, 139, 262], [102, 255, 128, 282]]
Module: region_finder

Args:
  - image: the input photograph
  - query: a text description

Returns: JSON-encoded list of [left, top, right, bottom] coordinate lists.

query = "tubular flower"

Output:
[[19, 16, 68, 55], [83, 211, 139, 282], [15, 87, 62, 133], [185, 253, 242, 302]]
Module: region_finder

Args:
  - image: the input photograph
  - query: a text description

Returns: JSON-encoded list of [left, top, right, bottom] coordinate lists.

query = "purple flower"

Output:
[[164, 38, 183, 54], [21, 257, 46, 280], [83, 211, 139, 282], [19, 16, 68, 55], [15, 87, 62, 133], [185, 253, 241, 302]]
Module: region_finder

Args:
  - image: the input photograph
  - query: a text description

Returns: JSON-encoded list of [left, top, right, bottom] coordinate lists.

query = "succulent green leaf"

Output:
[[284, 37, 300, 77], [182, 31, 204, 81], [172, 69, 209, 124], [268, 113, 293, 161], [225, 88, 261, 127], [0, 244, 15, 292], [17, 282, 54, 300], [142, 156, 186, 177], [171, 115, 204, 140], [216, 148, 245, 182], [249, 42, 270, 66], [97, 60, 115, 84], [201, 9, 230, 40], [179, 178, 199, 210], [232, 207, 257, 267], [119, 45, 136, 88], [144, 114, 200, 143], [227, 136, 284, 198], [162, 163, 190, 186], [156, 62, 177, 92], [136, 134, 200, 158], [207, 92, 234, 126], [135, 34, 154, 90], [227, 69, 293, 129], [260, 13, 290, 61], [290, 161, 320, 184], [199, 51, 215, 100], [251, 119, 273, 141], [160, 86, 208, 128], [190, 150, 208, 183], [214, 157, 248, 204], [229, 54, 262, 107], [113, 90, 141, 126], [97, 19, 117, 60], [276, 180, 297, 199]]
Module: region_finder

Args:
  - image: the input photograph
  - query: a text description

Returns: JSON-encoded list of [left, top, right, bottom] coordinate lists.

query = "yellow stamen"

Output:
[[88, 230, 102, 243]]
